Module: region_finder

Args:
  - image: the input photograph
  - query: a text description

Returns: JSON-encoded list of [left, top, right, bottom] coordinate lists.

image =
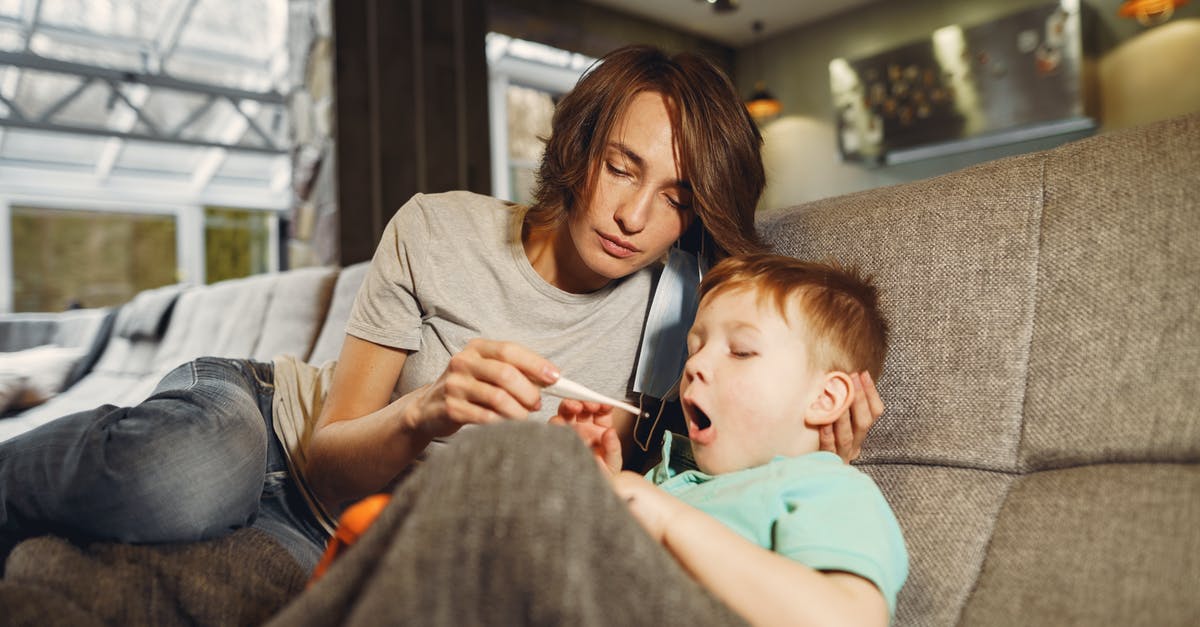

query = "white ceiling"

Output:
[[583, 0, 886, 47], [0, 0, 291, 210]]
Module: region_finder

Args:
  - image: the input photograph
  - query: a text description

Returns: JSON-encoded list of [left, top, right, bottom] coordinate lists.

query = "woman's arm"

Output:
[[612, 472, 889, 627], [306, 334, 560, 510]]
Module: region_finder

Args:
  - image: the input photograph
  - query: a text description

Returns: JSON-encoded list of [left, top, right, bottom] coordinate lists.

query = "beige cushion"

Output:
[[0, 345, 87, 410], [308, 262, 370, 365], [111, 284, 185, 341], [0, 372, 27, 412], [252, 266, 339, 362]]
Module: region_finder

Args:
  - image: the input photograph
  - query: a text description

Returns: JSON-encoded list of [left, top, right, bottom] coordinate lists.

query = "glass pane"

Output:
[[112, 140, 203, 176], [38, 0, 167, 40], [0, 24, 23, 51], [11, 207, 177, 312], [204, 206, 271, 284], [213, 151, 279, 182], [509, 166, 538, 206], [2, 128, 106, 167], [50, 79, 116, 128], [178, 0, 284, 62], [506, 84, 555, 163], [12, 69, 84, 120]]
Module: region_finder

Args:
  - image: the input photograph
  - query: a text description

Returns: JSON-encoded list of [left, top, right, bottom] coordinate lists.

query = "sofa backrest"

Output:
[[308, 261, 370, 366], [1, 266, 341, 443], [0, 309, 110, 353], [757, 111, 1199, 626]]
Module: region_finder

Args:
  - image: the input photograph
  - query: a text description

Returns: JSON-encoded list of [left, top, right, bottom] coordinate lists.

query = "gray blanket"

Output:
[[0, 528, 306, 627]]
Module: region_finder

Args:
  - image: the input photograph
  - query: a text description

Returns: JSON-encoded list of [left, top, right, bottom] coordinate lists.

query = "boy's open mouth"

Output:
[[682, 397, 713, 434]]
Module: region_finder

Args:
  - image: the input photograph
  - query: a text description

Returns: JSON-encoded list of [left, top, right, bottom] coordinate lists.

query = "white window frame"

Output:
[[0, 178, 285, 314], [486, 33, 593, 202]]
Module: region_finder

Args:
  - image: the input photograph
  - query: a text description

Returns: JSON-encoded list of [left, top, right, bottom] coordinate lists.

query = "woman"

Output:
[[0, 46, 882, 576]]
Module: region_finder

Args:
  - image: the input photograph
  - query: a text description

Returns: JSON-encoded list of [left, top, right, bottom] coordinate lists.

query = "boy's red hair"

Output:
[[698, 253, 889, 378]]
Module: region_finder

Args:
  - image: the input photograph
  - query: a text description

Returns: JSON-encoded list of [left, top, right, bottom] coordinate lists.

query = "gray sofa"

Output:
[[0, 263, 369, 443], [2, 111, 1197, 626]]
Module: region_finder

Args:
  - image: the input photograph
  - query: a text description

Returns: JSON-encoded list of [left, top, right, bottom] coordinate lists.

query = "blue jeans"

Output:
[[0, 357, 328, 571]]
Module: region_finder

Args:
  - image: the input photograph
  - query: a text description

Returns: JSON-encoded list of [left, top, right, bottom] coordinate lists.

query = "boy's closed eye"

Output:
[[729, 346, 757, 358]]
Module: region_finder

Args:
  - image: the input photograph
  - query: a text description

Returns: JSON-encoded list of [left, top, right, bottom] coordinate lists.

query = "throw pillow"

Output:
[[0, 345, 87, 411], [0, 372, 28, 414]]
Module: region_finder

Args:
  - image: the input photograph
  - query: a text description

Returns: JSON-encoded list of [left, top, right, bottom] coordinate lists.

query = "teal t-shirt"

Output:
[[647, 431, 909, 615]]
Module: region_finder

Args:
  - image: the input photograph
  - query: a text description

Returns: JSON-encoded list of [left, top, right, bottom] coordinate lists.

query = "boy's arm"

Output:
[[612, 472, 889, 627]]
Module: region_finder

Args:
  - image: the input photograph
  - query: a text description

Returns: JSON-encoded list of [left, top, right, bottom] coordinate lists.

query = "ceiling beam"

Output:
[[0, 50, 284, 104], [0, 50, 286, 153]]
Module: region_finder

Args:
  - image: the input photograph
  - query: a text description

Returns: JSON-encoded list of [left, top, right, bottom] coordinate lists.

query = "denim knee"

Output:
[[69, 360, 272, 542]]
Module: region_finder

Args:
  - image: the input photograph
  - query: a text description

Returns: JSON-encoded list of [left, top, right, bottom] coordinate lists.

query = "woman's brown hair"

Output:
[[527, 45, 766, 261]]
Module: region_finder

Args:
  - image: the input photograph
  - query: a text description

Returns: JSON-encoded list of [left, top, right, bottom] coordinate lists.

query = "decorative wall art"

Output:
[[829, 1, 1093, 165]]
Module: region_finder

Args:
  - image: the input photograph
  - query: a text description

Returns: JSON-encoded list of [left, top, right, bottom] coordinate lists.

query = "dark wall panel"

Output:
[[333, 0, 491, 266]]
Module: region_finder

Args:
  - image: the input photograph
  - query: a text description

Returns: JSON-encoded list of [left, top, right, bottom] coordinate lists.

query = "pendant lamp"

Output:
[[1118, 0, 1189, 26], [745, 21, 781, 122]]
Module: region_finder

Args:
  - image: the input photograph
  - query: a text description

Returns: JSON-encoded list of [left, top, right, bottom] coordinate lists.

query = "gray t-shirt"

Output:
[[346, 191, 655, 422]]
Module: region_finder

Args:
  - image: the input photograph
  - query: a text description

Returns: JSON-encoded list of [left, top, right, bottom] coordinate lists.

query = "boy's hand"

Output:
[[820, 371, 884, 462], [550, 399, 622, 475]]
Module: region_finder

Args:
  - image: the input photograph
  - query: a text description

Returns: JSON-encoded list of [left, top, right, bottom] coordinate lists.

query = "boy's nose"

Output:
[[683, 353, 708, 384]]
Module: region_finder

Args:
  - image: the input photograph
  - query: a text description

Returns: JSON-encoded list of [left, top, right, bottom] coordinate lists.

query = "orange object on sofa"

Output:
[[308, 493, 391, 585]]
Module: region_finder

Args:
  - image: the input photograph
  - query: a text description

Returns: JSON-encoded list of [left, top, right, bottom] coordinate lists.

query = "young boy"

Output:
[[555, 253, 909, 627]]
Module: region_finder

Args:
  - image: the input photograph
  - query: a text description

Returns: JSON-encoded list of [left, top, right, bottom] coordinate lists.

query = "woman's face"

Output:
[[559, 91, 694, 292]]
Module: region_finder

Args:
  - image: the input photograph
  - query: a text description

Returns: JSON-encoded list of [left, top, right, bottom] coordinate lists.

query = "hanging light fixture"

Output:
[[746, 82, 782, 120], [745, 21, 782, 122], [697, 0, 739, 13], [1118, 0, 1189, 26]]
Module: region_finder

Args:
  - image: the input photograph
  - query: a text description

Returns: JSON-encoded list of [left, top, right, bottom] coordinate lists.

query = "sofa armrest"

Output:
[[0, 313, 61, 352]]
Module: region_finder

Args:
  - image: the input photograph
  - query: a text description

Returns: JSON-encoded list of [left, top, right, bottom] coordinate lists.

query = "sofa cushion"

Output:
[[111, 283, 185, 341], [860, 464, 1012, 627], [211, 274, 278, 359], [151, 275, 275, 373], [0, 371, 149, 444], [0, 372, 27, 413], [0, 345, 87, 411], [959, 464, 1200, 626], [1020, 112, 1200, 470], [759, 151, 1045, 473], [252, 266, 338, 362], [308, 262, 370, 365]]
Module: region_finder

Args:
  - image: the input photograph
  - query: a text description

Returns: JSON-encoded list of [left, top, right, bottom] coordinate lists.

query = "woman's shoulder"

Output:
[[402, 190, 515, 218], [381, 191, 514, 239]]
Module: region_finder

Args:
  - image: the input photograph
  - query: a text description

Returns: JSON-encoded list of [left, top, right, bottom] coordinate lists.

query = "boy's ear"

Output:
[[805, 372, 854, 427]]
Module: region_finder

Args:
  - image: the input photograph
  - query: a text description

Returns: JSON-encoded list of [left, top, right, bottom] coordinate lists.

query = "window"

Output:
[[486, 33, 594, 203], [204, 206, 275, 284], [0, 0, 294, 313], [504, 85, 556, 205], [9, 206, 176, 311]]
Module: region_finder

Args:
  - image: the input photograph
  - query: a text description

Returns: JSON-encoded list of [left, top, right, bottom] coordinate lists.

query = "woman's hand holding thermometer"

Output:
[[543, 376, 649, 418]]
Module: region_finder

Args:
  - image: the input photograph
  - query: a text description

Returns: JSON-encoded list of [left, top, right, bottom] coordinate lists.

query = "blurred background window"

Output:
[[486, 33, 593, 204], [10, 206, 176, 312], [0, 0, 293, 312]]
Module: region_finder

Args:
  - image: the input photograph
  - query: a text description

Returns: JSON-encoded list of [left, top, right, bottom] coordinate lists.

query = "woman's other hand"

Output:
[[408, 338, 560, 438], [819, 371, 884, 463], [550, 399, 622, 475]]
